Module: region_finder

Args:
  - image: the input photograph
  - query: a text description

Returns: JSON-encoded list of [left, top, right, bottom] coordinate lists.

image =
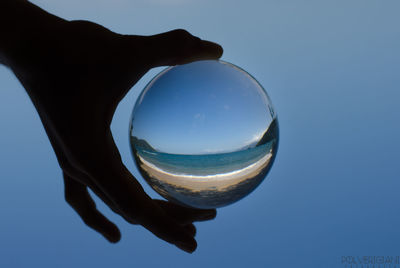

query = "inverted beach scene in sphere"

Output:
[[130, 60, 279, 209]]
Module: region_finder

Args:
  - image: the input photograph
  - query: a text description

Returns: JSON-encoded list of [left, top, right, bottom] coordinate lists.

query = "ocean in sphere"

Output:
[[129, 60, 279, 209]]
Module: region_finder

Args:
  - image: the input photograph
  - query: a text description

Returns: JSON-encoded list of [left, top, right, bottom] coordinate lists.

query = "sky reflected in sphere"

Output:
[[130, 60, 279, 209]]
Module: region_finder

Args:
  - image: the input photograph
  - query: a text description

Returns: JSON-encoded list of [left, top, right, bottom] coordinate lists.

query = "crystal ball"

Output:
[[129, 60, 279, 209]]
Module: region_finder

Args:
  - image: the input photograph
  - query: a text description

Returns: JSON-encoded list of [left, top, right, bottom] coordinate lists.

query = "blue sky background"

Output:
[[0, 0, 399, 267]]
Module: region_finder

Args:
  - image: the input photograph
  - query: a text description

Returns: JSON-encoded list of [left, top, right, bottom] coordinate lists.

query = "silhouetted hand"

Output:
[[0, 1, 222, 253]]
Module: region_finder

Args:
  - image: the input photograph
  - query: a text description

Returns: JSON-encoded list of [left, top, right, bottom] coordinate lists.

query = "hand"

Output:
[[6, 17, 223, 252]]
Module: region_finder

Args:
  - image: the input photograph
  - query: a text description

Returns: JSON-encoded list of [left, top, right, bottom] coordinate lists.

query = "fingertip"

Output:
[[176, 238, 197, 254], [105, 225, 121, 243], [201, 209, 217, 220], [201, 40, 223, 59], [216, 44, 224, 58]]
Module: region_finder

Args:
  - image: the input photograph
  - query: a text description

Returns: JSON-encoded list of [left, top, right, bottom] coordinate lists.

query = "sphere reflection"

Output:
[[130, 60, 279, 209]]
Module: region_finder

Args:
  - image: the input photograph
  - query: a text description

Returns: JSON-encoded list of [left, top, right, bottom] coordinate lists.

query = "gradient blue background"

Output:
[[0, 0, 399, 267]]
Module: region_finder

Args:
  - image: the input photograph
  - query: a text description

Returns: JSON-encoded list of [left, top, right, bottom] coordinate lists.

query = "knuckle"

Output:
[[64, 191, 78, 207], [61, 136, 113, 177], [64, 187, 84, 209], [59, 159, 76, 175], [170, 29, 193, 41], [172, 29, 190, 36], [66, 150, 102, 175], [81, 215, 96, 227]]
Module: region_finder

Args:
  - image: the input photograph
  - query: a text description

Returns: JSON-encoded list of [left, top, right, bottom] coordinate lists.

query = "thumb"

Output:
[[143, 29, 223, 67]]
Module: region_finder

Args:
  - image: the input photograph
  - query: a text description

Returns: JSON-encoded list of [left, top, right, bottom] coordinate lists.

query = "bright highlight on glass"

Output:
[[130, 60, 279, 209]]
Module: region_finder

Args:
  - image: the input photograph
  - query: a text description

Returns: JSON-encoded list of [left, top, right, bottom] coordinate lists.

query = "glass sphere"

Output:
[[129, 60, 279, 209]]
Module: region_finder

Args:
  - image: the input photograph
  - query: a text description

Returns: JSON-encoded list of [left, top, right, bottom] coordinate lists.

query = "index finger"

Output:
[[133, 29, 223, 67]]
